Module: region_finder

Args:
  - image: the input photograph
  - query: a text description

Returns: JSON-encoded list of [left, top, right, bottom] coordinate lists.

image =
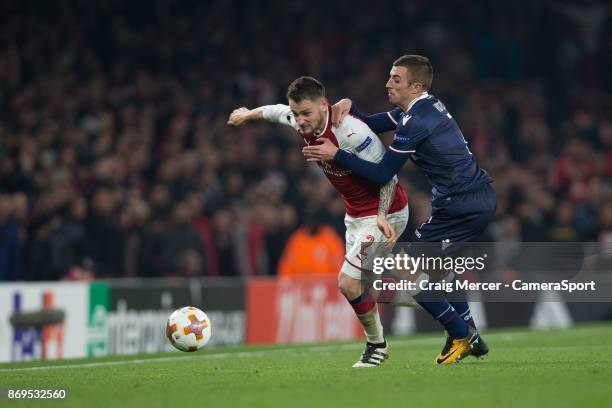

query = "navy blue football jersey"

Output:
[[388, 94, 492, 197], [344, 93, 492, 198]]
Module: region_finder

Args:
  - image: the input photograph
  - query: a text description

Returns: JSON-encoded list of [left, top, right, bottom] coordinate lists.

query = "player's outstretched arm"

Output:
[[337, 148, 408, 184], [228, 104, 296, 128], [227, 107, 264, 126], [302, 138, 408, 184]]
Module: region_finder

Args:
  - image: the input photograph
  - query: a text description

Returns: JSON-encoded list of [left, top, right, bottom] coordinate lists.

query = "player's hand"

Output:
[[227, 107, 251, 126], [377, 214, 398, 248], [302, 138, 338, 162], [331, 99, 352, 127]]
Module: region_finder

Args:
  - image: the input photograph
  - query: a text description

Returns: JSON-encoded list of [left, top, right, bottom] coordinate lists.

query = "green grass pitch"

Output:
[[2, 323, 612, 408]]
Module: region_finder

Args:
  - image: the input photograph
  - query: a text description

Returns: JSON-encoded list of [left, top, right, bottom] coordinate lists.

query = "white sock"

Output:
[[357, 306, 384, 344]]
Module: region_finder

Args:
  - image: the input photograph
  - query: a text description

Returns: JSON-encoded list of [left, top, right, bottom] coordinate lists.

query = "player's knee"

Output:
[[338, 272, 361, 300]]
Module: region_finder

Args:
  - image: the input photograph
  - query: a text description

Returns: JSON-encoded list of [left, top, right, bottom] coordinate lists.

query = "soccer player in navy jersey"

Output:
[[303, 55, 496, 365]]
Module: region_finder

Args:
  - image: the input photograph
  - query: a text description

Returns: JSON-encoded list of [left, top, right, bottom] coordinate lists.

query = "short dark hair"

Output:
[[286, 76, 325, 103], [393, 55, 433, 91]]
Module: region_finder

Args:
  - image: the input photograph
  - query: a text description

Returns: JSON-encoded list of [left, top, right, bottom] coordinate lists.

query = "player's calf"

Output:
[[339, 273, 384, 344], [339, 272, 388, 367]]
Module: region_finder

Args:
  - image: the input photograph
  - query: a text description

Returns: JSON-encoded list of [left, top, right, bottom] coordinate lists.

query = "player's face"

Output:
[[386, 66, 416, 106], [289, 98, 326, 133]]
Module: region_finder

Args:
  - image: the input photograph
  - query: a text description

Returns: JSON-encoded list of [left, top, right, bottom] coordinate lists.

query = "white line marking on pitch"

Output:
[[0, 331, 532, 372]]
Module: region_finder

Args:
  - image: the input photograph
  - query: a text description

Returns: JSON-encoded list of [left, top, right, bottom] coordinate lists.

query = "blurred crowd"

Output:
[[1, 0, 611, 280]]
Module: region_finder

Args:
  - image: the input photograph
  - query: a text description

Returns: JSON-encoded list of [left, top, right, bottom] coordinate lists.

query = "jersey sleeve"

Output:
[[354, 140, 400, 184], [335, 118, 373, 154], [334, 148, 410, 185], [349, 104, 401, 134], [389, 115, 429, 154], [261, 104, 298, 129]]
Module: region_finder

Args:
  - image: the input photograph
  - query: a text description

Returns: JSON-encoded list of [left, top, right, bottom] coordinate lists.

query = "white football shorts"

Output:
[[341, 205, 409, 279]]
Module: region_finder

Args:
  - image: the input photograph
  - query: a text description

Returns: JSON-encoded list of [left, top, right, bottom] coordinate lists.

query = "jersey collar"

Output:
[[314, 105, 331, 138], [405, 92, 430, 112]]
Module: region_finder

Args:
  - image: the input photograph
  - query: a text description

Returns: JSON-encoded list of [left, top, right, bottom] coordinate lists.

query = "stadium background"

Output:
[[0, 0, 611, 361]]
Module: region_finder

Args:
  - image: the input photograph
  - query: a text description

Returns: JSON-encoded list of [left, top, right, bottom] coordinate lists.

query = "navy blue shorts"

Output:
[[415, 183, 496, 244]]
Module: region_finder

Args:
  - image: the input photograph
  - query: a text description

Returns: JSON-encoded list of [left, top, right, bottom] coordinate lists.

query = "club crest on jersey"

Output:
[[355, 136, 372, 152]]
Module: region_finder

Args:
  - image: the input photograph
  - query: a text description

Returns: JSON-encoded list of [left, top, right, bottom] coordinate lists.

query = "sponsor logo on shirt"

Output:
[[318, 161, 352, 177], [355, 136, 372, 152], [402, 115, 412, 125], [393, 134, 411, 143], [433, 101, 447, 112]]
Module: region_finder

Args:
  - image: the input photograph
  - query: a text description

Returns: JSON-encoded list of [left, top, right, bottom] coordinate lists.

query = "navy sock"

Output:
[[448, 289, 476, 330], [414, 291, 468, 339]]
